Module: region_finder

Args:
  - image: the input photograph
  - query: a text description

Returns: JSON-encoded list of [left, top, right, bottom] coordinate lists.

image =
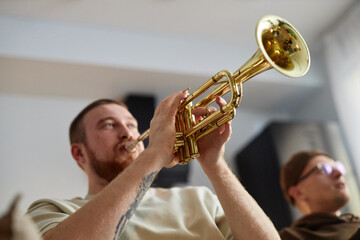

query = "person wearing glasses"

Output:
[[279, 150, 360, 240], [26, 92, 280, 240]]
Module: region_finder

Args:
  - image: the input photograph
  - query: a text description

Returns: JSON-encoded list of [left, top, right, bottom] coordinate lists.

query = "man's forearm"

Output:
[[112, 170, 158, 239], [204, 160, 280, 240], [43, 149, 163, 240]]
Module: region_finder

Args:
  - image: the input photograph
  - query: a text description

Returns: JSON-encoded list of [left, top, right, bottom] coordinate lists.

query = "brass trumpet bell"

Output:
[[256, 15, 310, 78], [126, 15, 310, 164]]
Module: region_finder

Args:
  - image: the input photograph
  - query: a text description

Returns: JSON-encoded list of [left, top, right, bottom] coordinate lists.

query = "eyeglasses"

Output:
[[297, 161, 346, 184]]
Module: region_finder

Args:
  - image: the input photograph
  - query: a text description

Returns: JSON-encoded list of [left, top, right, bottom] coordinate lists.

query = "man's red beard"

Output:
[[85, 145, 133, 183]]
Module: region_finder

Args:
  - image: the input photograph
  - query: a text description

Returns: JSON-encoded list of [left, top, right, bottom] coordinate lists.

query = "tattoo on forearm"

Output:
[[113, 171, 158, 240]]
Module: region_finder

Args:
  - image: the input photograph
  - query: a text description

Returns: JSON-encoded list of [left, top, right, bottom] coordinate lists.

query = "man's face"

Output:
[[296, 155, 350, 212], [82, 103, 144, 182]]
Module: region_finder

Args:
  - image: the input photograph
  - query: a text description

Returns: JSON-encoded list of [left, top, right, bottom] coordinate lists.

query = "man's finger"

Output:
[[216, 96, 227, 107], [192, 106, 216, 117]]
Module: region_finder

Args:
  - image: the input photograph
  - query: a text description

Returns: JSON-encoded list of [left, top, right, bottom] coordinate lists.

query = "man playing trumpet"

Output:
[[27, 91, 279, 240]]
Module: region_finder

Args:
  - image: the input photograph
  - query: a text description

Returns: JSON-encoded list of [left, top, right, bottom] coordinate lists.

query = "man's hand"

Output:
[[147, 91, 188, 168], [192, 96, 232, 171]]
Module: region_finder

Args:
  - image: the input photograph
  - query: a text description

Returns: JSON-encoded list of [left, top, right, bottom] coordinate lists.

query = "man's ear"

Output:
[[288, 186, 304, 202], [71, 143, 86, 169]]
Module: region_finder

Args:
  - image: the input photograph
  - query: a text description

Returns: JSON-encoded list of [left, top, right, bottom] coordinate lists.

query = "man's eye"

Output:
[[128, 123, 137, 129], [106, 123, 115, 128]]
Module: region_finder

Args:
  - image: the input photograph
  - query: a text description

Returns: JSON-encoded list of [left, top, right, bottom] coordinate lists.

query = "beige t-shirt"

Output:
[[27, 186, 233, 240]]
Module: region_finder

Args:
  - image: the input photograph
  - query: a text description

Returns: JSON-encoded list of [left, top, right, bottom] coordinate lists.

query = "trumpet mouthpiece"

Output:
[[125, 141, 137, 152]]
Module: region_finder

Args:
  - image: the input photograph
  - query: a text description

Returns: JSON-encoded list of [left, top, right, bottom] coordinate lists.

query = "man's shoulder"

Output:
[[279, 213, 360, 240], [27, 196, 89, 214]]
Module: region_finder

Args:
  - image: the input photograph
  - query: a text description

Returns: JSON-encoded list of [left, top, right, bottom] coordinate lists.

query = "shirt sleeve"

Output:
[[203, 187, 233, 240], [215, 207, 233, 240], [26, 201, 70, 237]]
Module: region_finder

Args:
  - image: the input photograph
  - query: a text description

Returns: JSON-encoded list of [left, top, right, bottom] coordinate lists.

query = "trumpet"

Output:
[[126, 15, 310, 164]]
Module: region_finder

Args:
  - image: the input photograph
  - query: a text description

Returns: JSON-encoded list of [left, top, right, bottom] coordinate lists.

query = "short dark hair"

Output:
[[280, 150, 330, 204], [69, 99, 127, 145]]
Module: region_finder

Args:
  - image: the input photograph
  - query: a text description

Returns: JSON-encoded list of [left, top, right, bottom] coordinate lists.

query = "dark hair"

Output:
[[69, 99, 127, 145], [280, 150, 330, 205]]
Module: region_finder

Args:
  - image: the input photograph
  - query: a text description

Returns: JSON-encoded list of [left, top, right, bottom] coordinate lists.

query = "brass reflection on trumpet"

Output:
[[126, 15, 310, 165]]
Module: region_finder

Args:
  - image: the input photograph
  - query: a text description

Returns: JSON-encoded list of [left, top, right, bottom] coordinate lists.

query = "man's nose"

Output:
[[119, 127, 133, 140], [331, 167, 343, 179]]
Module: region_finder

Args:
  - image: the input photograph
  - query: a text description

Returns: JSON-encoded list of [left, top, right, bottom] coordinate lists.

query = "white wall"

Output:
[[0, 95, 89, 211], [324, 1, 360, 183]]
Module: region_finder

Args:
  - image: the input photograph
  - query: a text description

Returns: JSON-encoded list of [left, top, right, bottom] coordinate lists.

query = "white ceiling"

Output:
[[0, 0, 355, 46], [0, 0, 356, 112]]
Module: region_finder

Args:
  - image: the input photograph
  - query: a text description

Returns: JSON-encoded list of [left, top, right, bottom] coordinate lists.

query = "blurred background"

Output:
[[0, 0, 359, 230]]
